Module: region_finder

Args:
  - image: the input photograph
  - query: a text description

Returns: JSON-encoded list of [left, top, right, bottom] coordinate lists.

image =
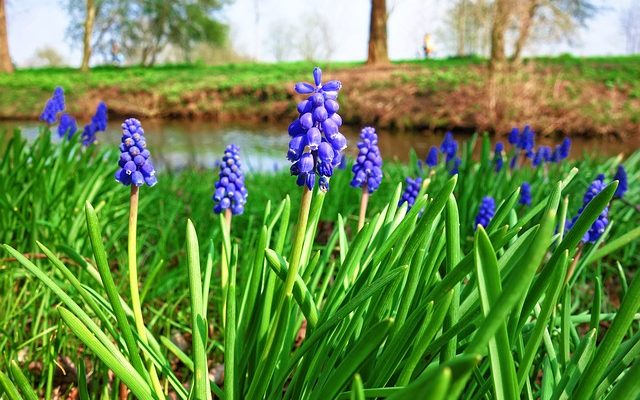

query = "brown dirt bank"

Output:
[[6, 63, 640, 139]]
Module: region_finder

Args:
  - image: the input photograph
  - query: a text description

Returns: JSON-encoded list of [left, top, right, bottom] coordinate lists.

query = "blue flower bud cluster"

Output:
[[475, 196, 495, 229], [288, 67, 345, 192], [57, 113, 77, 139], [115, 118, 157, 187], [508, 125, 535, 156], [40, 87, 65, 125], [440, 132, 458, 163], [81, 102, 108, 146], [213, 144, 248, 215], [614, 165, 627, 199], [532, 146, 552, 167], [426, 146, 438, 168], [351, 126, 383, 193], [440, 132, 461, 174], [566, 177, 609, 243], [399, 176, 422, 211], [494, 142, 504, 172], [520, 182, 532, 206]]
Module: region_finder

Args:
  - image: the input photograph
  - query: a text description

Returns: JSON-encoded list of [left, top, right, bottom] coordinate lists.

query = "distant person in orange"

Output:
[[423, 34, 434, 58]]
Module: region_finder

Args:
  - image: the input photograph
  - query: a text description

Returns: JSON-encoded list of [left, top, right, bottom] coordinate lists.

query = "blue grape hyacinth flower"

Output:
[[57, 113, 77, 139], [614, 165, 627, 199], [494, 142, 504, 172], [351, 126, 383, 193], [518, 125, 535, 157], [440, 132, 458, 163], [475, 196, 495, 229], [288, 67, 345, 191], [551, 137, 572, 162], [508, 127, 520, 146], [399, 176, 422, 211], [213, 144, 248, 215], [566, 178, 609, 243], [114, 118, 157, 187], [520, 182, 532, 206], [81, 102, 109, 146], [426, 146, 438, 168], [532, 146, 552, 167], [40, 87, 65, 124]]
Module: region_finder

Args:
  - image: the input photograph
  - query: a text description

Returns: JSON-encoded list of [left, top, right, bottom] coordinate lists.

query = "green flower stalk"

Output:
[[212, 144, 248, 327], [116, 119, 164, 399]]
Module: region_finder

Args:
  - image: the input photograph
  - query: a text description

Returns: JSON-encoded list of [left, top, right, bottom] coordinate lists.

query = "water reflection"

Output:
[[1, 120, 636, 172]]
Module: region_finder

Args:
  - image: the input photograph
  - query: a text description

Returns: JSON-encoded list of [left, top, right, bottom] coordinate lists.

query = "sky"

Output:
[[5, 0, 634, 67]]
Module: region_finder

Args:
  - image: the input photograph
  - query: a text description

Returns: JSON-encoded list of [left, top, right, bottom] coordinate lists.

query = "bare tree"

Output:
[[621, 2, 640, 54], [366, 0, 389, 65], [269, 21, 294, 62], [0, 0, 12, 73], [490, 0, 510, 69], [445, 0, 492, 56], [511, 0, 539, 62], [485, 0, 597, 66], [81, 0, 96, 72], [297, 15, 336, 62]]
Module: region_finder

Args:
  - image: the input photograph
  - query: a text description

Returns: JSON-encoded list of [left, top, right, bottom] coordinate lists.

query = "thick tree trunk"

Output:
[[511, 0, 539, 63], [81, 0, 96, 72], [489, 0, 509, 70], [0, 0, 13, 73], [366, 0, 389, 65]]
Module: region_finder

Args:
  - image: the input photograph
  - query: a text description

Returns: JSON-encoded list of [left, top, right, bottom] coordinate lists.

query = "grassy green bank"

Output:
[[1, 56, 639, 137]]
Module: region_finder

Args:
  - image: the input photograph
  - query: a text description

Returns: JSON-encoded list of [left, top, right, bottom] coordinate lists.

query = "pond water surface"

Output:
[[1, 120, 636, 172]]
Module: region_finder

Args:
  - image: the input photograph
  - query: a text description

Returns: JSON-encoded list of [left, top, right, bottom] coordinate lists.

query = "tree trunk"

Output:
[[366, 0, 389, 65], [489, 0, 509, 70], [0, 0, 13, 73], [511, 0, 539, 63], [81, 0, 96, 72], [456, 0, 467, 56]]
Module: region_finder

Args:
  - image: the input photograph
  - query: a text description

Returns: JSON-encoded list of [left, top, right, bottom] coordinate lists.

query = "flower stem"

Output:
[[358, 184, 369, 231], [128, 186, 164, 399], [284, 186, 313, 297], [566, 244, 583, 284], [221, 208, 232, 328]]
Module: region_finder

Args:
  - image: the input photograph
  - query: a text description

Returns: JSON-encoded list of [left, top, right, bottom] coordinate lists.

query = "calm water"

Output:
[[1, 120, 637, 172]]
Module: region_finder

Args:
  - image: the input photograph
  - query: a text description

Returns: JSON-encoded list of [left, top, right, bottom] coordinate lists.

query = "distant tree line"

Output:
[[66, 0, 229, 71]]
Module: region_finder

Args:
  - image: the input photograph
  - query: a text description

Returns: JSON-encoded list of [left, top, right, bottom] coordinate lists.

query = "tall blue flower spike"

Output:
[[40, 87, 65, 124], [566, 178, 609, 243], [518, 125, 535, 158], [614, 165, 627, 199], [213, 144, 248, 215], [440, 132, 458, 163], [57, 113, 77, 139], [494, 142, 504, 172], [426, 146, 438, 168], [551, 137, 571, 162], [115, 118, 157, 187], [475, 196, 495, 229], [351, 126, 383, 193], [508, 127, 520, 146], [288, 67, 345, 191], [81, 102, 108, 146], [520, 182, 532, 206], [399, 176, 422, 211]]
